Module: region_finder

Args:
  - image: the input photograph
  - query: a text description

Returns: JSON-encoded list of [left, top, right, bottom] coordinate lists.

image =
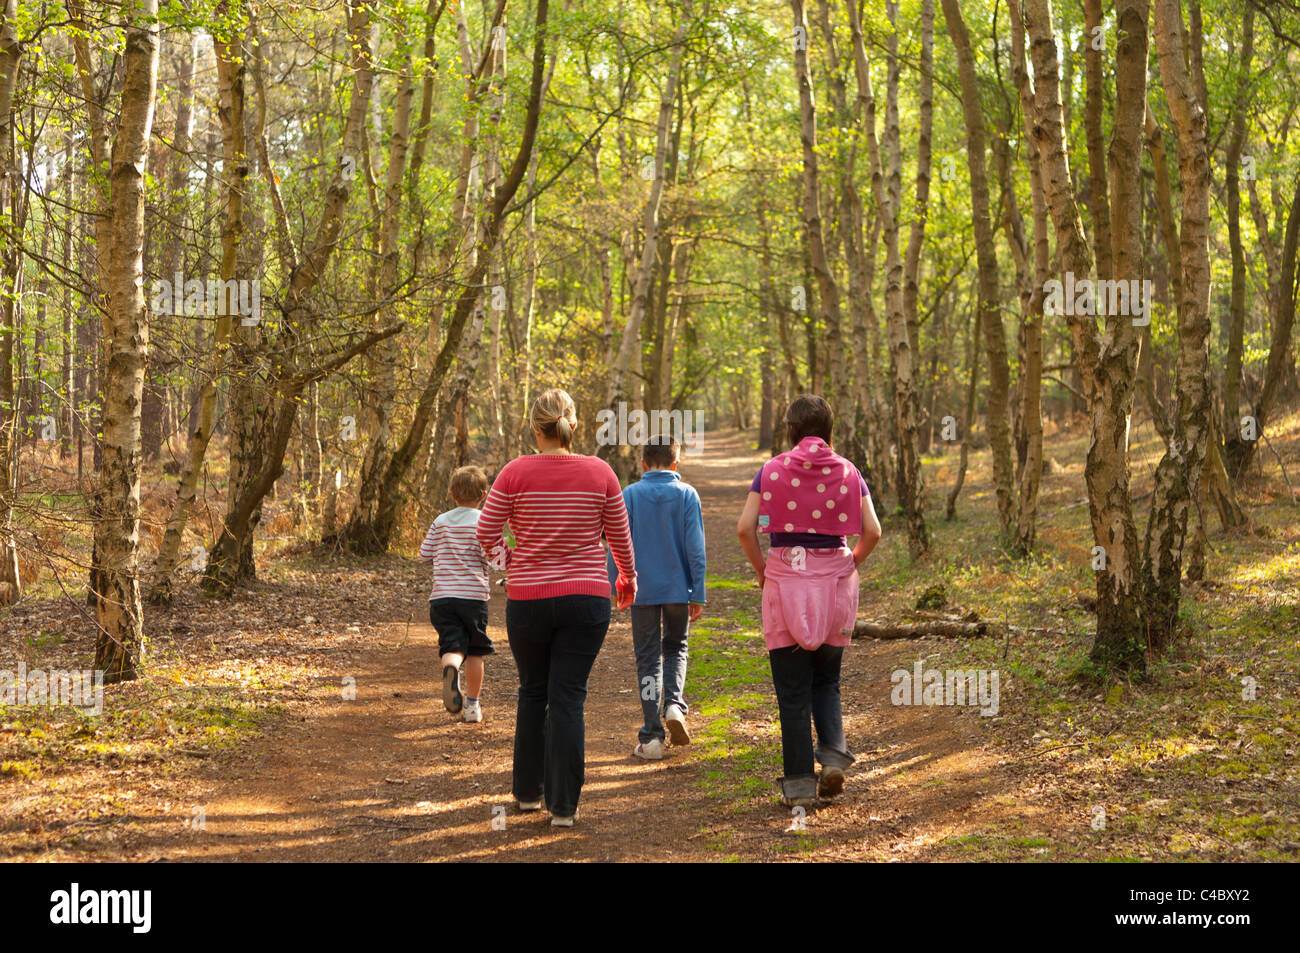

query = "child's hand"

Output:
[[755, 568, 766, 590], [688, 603, 704, 622]]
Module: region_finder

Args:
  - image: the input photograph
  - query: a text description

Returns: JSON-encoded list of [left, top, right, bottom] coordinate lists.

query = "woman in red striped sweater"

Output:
[[477, 388, 637, 827]]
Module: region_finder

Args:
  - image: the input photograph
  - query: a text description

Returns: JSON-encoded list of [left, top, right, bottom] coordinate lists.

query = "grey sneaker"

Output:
[[442, 664, 462, 714]]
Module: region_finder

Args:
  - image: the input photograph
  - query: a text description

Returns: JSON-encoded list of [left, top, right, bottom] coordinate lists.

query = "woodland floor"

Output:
[[2, 421, 1299, 862]]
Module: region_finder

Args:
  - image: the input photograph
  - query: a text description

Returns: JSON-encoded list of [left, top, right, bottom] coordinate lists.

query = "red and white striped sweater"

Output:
[[419, 507, 506, 601], [476, 453, 636, 600]]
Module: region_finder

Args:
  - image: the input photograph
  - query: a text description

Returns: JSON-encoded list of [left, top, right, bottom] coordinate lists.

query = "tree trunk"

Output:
[[347, 45, 418, 547], [853, 619, 993, 640], [70, 0, 118, 606], [862, 214, 889, 498], [1142, 0, 1215, 650], [60, 141, 77, 460], [849, 0, 927, 555], [140, 36, 196, 464], [942, 0, 1014, 537], [1008, 0, 1047, 556], [792, 0, 846, 420], [516, 150, 541, 456], [946, 305, 980, 520], [1082, 0, 1113, 284], [1024, 0, 1147, 672], [1224, 176, 1300, 481], [343, 0, 551, 554], [902, 0, 934, 451], [1222, 6, 1254, 427], [0, 0, 23, 606], [94, 0, 160, 681], [811, 0, 855, 418], [207, 0, 380, 588], [148, 13, 245, 602], [662, 237, 693, 411], [424, 302, 488, 517], [604, 1, 690, 427]]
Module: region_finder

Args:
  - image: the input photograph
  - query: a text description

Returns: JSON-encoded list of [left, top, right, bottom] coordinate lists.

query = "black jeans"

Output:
[[506, 594, 612, 816], [767, 644, 852, 779]]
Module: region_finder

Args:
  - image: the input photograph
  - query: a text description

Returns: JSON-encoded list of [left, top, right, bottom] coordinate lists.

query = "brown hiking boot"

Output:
[[818, 766, 845, 798]]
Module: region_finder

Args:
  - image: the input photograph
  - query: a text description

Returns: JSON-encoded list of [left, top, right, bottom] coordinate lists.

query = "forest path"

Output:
[[155, 431, 1010, 862]]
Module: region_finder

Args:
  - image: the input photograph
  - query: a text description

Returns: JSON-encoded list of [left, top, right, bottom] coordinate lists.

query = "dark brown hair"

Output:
[[785, 394, 834, 445], [642, 434, 680, 469], [449, 465, 490, 505]]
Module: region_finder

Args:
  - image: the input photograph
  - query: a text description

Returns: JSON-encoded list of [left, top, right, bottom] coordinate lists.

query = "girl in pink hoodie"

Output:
[[737, 394, 882, 807]]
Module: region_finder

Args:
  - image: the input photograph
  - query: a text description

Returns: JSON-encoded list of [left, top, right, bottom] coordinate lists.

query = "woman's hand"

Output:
[[755, 567, 766, 590], [688, 603, 705, 622], [486, 540, 511, 571], [615, 575, 637, 610]]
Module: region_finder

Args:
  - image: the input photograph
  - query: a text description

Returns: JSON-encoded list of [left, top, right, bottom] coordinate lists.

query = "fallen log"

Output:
[[912, 608, 982, 623], [852, 619, 991, 640]]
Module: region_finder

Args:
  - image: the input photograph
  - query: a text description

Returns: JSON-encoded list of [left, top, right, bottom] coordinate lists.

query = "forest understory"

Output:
[[3, 0, 1299, 868], [2, 424, 1296, 863]]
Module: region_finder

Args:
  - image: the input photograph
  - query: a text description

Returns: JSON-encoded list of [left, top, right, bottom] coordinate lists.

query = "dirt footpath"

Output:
[[2, 430, 1014, 862]]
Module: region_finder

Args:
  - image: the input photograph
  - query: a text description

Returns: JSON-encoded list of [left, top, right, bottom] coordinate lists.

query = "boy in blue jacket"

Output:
[[608, 435, 707, 760]]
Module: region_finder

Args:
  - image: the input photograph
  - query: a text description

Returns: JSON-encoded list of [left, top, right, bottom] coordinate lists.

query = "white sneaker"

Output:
[[664, 705, 690, 745], [551, 813, 576, 828], [517, 799, 542, 812], [462, 699, 482, 723], [633, 738, 664, 760]]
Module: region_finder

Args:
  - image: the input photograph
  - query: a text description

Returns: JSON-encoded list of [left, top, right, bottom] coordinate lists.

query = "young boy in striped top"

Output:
[[419, 465, 505, 723]]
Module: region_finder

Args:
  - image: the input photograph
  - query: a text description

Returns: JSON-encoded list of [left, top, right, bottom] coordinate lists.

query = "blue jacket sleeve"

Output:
[[684, 487, 707, 603]]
